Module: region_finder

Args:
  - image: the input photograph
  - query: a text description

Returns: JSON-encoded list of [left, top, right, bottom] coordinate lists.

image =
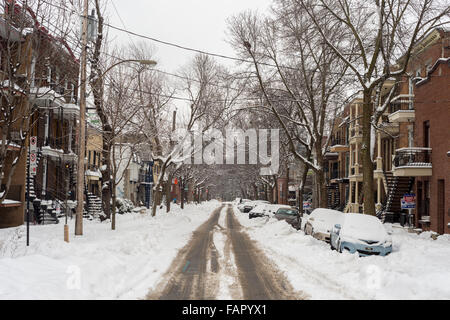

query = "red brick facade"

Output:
[[414, 59, 450, 234]]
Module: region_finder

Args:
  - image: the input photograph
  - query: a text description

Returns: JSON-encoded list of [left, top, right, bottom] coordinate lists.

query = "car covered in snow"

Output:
[[249, 204, 292, 219], [237, 199, 252, 212], [274, 207, 300, 229], [330, 213, 392, 256], [303, 208, 344, 242], [240, 200, 270, 213]]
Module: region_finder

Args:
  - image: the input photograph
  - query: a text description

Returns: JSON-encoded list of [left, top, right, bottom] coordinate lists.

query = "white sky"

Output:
[[106, 0, 273, 73]]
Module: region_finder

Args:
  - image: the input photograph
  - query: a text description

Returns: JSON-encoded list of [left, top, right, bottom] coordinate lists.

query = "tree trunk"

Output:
[[101, 141, 111, 220], [273, 177, 278, 204], [298, 165, 309, 215], [181, 180, 185, 209], [111, 190, 116, 230], [362, 90, 376, 215], [165, 180, 171, 212], [317, 169, 328, 208]]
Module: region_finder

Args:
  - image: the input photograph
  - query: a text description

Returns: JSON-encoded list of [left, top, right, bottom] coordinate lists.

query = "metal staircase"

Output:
[[327, 184, 340, 210], [382, 172, 414, 223]]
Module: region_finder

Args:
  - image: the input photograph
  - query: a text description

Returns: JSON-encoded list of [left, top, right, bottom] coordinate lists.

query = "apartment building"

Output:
[[86, 125, 103, 197], [325, 27, 450, 234], [0, 3, 80, 227]]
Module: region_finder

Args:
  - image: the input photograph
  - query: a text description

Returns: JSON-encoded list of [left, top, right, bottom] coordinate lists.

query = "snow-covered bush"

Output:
[[115, 198, 135, 215]]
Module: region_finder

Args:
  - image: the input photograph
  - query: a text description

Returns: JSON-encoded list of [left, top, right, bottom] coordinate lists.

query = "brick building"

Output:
[[0, 2, 80, 227], [413, 58, 449, 234], [324, 27, 449, 234]]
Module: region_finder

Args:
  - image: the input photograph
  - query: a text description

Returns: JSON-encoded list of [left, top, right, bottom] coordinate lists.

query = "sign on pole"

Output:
[[30, 136, 37, 176], [401, 193, 416, 209], [303, 201, 312, 210]]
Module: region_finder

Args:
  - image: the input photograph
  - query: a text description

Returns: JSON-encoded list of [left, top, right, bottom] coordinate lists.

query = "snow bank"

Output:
[[233, 206, 450, 300], [0, 201, 221, 299]]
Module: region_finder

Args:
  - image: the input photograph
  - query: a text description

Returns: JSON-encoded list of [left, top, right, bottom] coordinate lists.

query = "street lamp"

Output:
[[99, 59, 157, 78]]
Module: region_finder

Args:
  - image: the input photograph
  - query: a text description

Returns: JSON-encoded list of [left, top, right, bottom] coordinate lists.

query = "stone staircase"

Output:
[[86, 192, 103, 219]]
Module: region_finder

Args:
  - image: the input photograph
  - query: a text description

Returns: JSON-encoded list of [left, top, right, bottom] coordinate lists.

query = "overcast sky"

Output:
[[106, 0, 273, 73]]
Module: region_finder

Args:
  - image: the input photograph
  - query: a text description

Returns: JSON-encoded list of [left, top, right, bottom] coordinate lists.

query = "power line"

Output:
[[40, 0, 360, 77]]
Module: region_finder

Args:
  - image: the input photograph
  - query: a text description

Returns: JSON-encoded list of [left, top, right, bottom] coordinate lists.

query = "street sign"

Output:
[[30, 136, 37, 151], [30, 136, 38, 176], [303, 201, 312, 209], [401, 193, 416, 209]]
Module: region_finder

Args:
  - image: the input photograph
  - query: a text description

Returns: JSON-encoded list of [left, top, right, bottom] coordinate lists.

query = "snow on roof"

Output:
[[85, 170, 102, 178], [416, 57, 450, 87]]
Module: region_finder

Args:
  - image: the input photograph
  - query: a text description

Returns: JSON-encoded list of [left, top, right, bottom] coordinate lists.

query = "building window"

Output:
[[423, 121, 430, 148]]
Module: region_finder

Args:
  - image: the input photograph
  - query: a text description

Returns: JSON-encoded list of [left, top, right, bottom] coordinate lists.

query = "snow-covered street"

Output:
[[233, 206, 450, 300], [1, 201, 450, 300], [0, 201, 220, 299]]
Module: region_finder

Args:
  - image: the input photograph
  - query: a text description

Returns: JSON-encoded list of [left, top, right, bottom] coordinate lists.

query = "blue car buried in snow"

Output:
[[330, 213, 392, 257]]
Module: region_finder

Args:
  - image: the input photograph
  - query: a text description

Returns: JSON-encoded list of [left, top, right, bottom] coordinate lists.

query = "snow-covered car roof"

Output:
[[340, 213, 390, 243], [309, 208, 344, 233], [265, 204, 293, 211], [249, 204, 268, 214]]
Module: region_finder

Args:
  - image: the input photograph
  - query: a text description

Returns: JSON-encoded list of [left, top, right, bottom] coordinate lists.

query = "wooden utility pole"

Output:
[[75, 0, 89, 236]]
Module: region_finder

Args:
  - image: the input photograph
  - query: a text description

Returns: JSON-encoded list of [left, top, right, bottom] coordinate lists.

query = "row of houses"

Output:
[[0, 1, 81, 227], [323, 28, 449, 234], [0, 2, 160, 228]]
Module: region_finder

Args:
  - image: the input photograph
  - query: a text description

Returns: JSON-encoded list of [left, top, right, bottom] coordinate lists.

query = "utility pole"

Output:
[[75, 0, 89, 236]]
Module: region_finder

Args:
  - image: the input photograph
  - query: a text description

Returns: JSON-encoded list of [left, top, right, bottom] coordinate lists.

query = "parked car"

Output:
[[303, 208, 344, 243], [237, 199, 252, 212], [274, 207, 300, 229], [264, 204, 291, 216], [241, 200, 269, 213], [330, 213, 392, 256], [249, 204, 292, 219]]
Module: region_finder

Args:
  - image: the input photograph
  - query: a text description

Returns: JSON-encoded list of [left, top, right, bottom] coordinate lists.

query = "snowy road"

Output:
[[147, 204, 304, 300]]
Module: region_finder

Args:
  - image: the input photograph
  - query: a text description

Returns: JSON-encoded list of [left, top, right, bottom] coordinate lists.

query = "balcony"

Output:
[[388, 95, 415, 123], [388, 109, 415, 123], [393, 148, 432, 177], [30, 86, 65, 108], [330, 137, 349, 153], [379, 115, 400, 138], [349, 126, 362, 144], [86, 166, 102, 180]]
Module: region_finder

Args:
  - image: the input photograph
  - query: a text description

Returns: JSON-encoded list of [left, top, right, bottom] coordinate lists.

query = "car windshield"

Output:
[[277, 208, 298, 215]]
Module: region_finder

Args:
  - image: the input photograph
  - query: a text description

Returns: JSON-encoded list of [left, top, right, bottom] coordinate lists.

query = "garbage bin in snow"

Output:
[[400, 212, 407, 226]]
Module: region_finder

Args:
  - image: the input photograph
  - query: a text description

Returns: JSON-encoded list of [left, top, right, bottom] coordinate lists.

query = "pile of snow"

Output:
[[233, 206, 450, 300], [0, 201, 220, 299]]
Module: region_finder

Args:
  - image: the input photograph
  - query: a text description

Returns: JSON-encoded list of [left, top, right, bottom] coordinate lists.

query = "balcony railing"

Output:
[[394, 148, 432, 167], [331, 137, 347, 146]]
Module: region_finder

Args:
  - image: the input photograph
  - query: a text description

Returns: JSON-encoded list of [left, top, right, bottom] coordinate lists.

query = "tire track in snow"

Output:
[[226, 205, 306, 300], [147, 205, 224, 299]]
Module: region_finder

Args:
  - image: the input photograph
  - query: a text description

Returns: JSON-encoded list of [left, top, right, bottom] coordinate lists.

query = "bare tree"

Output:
[[299, 0, 449, 215], [102, 61, 145, 230], [228, 7, 349, 208], [137, 54, 240, 216]]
